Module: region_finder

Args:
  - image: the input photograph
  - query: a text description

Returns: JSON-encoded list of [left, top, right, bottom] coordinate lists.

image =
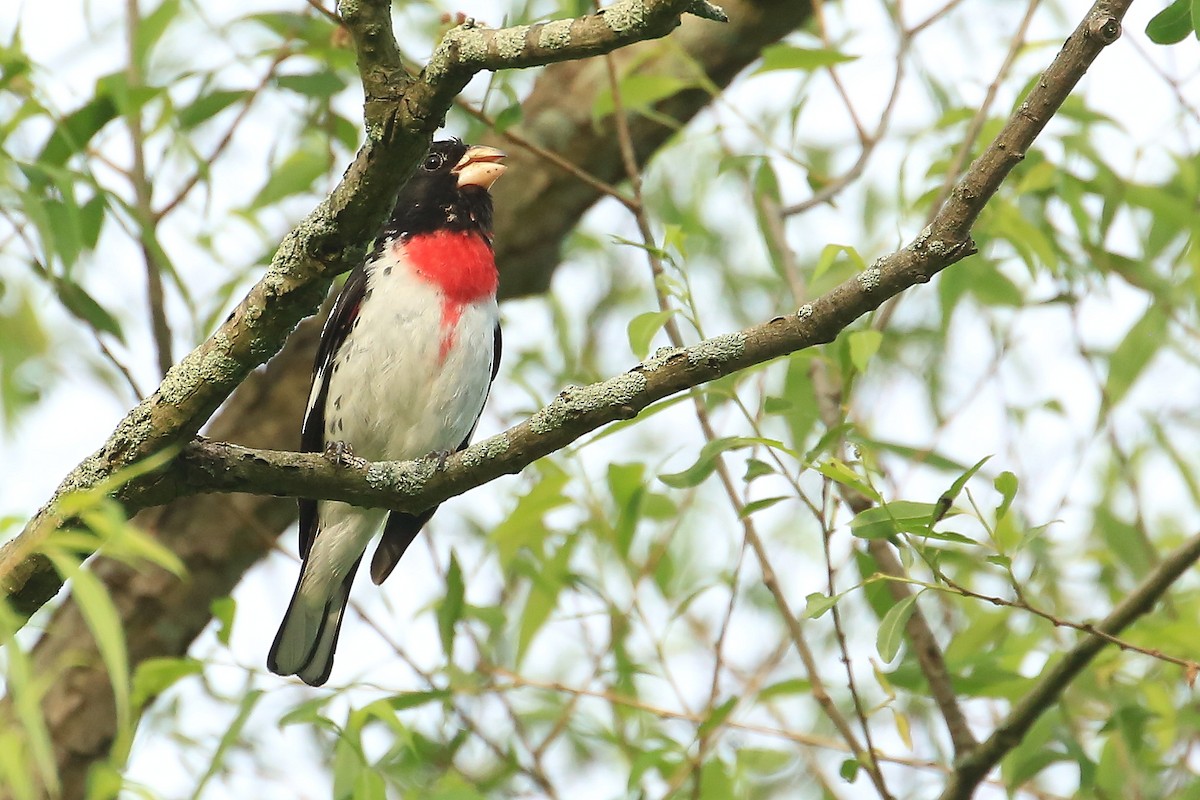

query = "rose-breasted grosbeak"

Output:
[[268, 140, 507, 686]]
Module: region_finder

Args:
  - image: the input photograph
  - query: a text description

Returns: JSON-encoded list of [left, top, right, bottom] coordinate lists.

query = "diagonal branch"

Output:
[[156, 255, 970, 510], [134, 3, 1129, 533], [0, 0, 727, 619], [938, 530, 1200, 800]]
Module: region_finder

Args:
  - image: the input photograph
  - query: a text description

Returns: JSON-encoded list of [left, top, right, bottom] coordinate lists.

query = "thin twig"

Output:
[[929, 0, 1043, 224], [782, 7, 912, 217], [125, 0, 173, 377], [155, 45, 294, 220], [455, 99, 638, 210]]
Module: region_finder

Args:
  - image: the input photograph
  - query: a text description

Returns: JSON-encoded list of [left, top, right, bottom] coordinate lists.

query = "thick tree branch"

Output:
[[0, 0, 726, 618], [938, 530, 1200, 800]]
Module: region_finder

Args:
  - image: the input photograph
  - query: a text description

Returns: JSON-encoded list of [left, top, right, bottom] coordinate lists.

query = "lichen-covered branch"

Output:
[[0, 0, 726, 618], [145, 224, 972, 509]]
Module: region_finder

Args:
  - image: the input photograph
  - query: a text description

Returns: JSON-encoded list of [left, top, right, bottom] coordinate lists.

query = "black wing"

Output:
[[297, 265, 369, 559], [368, 322, 502, 585]]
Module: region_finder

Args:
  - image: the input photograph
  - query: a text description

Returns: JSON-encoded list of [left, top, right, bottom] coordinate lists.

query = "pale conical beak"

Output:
[[453, 145, 507, 190]]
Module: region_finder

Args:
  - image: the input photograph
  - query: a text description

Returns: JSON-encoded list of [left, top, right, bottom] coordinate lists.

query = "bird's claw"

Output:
[[324, 440, 367, 469], [425, 449, 453, 470]]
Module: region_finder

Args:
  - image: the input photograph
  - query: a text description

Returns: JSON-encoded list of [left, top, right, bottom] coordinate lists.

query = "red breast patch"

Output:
[[401, 230, 497, 362], [404, 230, 498, 304]]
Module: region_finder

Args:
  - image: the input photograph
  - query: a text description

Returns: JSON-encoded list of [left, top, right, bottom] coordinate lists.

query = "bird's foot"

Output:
[[424, 449, 453, 470], [324, 440, 367, 469]]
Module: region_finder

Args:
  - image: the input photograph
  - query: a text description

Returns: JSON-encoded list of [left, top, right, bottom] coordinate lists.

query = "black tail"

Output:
[[267, 556, 362, 686], [370, 508, 437, 584]]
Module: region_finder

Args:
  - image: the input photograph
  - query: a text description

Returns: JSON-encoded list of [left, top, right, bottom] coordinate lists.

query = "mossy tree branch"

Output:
[[121, 4, 1130, 536], [0, 0, 728, 618]]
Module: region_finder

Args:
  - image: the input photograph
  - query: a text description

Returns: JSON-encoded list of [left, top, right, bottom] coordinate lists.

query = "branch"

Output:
[[0, 0, 726, 618], [121, 0, 1126, 599], [156, 248, 968, 509], [938, 530, 1200, 800]]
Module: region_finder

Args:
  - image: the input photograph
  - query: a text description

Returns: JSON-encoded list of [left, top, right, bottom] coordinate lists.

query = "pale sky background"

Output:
[[3, 0, 1199, 797]]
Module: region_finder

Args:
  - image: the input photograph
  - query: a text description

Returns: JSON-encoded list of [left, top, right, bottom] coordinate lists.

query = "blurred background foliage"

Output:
[[2, 0, 1200, 798]]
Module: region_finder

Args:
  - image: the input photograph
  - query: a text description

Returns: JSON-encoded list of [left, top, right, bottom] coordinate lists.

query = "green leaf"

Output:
[[607, 462, 648, 558], [275, 71, 348, 99], [970, 262, 1023, 306], [627, 309, 676, 359], [79, 194, 106, 251], [994, 471, 1018, 520], [178, 89, 248, 129], [492, 103, 522, 133], [516, 536, 576, 665], [850, 435, 971, 474], [38, 95, 118, 168], [277, 695, 337, 729], [756, 44, 857, 74], [743, 458, 775, 482], [877, 591, 920, 661], [737, 747, 792, 776], [1105, 303, 1168, 408], [804, 591, 842, 619], [698, 757, 735, 800], [1146, 0, 1193, 43], [211, 596, 236, 646], [593, 74, 691, 119], [850, 500, 940, 539], [133, 0, 180, 69], [934, 455, 991, 522], [45, 550, 133, 762], [660, 436, 786, 488], [758, 677, 812, 700], [697, 697, 737, 739], [812, 243, 865, 284], [738, 495, 789, 518], [246, 145, 330, 211], [815, 457, 880, 502], [491, 462, 569, 569], [839, 758, 860, 781], [353, 770, 386, 800], [918, 528, 978, 545], [848, 329, 882, 373], [387, 689, 452, 712], [436, 552, 465, 658], [0, 602, 58, 795], [131, 657, 203, 710]]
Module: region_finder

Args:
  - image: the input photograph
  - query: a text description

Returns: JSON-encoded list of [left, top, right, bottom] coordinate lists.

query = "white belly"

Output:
[[323, 266, 497, 462]]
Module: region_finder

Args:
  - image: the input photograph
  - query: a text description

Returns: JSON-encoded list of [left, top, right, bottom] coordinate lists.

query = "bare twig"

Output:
[[125, 0, 174, 378], [455, 99, 636, 210], [928, 0, 1043, 224]]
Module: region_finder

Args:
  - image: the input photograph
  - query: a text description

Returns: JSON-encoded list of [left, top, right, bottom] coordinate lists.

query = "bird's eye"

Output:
[[422, 152, 446, 171]]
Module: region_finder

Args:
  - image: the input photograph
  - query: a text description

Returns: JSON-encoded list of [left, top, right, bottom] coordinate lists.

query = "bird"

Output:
[[267, 139, 507, 686]]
